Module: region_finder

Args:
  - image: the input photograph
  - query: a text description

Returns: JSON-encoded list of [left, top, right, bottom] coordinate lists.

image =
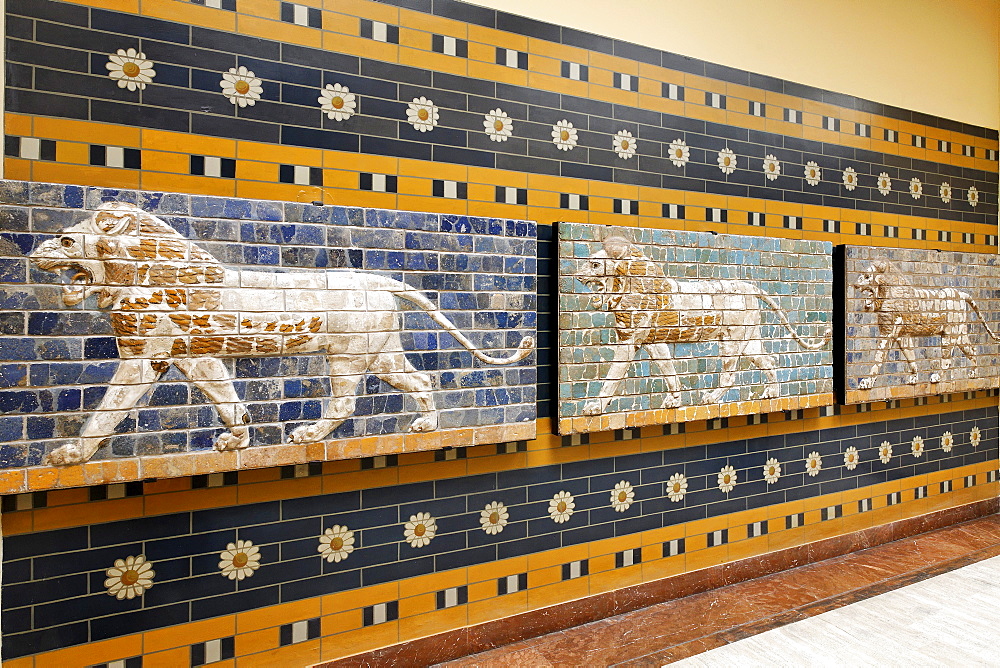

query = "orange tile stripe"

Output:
[[4, 117, 996, 258], [40, 0, 1000, 170], [19, 460, 998, 667]]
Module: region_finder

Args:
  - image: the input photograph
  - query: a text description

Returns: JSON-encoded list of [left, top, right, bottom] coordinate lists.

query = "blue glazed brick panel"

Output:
[[843, 245, 1000, 404], [558, 222, 833, 434], [0, 180, 537, 480]]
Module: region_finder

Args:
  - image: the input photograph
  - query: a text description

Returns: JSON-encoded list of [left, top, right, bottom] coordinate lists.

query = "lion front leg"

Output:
[[897, 336, 920, 385], [46, 358, 166, 466], [646, 343, 682, 408], [584, 340, 640, 416], [174, 358, 251, 451], [859, 322, 903, 390]]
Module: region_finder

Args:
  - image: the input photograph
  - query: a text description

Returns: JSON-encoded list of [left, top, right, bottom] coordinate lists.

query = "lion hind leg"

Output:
[[371, 351, 437, 432], [47, 359, 165, 466], [744, 337, 779, 400], [703, 339, 743, 405], [954, 333, 979, 380], [290, 368, 363, 444], [174, 357, 251, 451]]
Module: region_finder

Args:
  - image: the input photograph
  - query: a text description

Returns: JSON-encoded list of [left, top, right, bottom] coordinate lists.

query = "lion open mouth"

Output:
[[33, 259, 93, 306], [857, 286, 875, 311]]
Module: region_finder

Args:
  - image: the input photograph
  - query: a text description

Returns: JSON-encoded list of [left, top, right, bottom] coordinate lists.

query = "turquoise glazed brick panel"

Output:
[[843, 245, 1000, 404], [0, 180, 537, 489], [557, 222, 833, 435]]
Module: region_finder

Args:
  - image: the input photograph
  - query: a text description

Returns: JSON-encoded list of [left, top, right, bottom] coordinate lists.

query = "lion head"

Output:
[[853, 259, 902, 312], [29, 202, 223, 308], [577, 235, 644, 296]]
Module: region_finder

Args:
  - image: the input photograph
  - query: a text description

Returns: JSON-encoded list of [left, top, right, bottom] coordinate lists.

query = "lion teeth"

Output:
[[62, 284, 86, 305]]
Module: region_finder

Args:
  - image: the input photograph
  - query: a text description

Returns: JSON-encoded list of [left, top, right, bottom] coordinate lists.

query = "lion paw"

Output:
[[289, 422, 329, 444], [215, 427, 250, 451], [858, 377, 875, 390], [929, 373, 941, 384], [907, 374, 919, 385], [409, 414, 438, 432], [969, 367, 978, 379], [701, 389, 723, 405], [582, 400, 603, 416], [759, 385, 778, 400], [45, 442, 89, 466], [664, 393, 682, 409]]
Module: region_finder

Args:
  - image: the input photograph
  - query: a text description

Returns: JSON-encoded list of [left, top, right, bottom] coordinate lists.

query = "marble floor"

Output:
[[674, 554, 1000, 667], [440, 513, 1000, 667]]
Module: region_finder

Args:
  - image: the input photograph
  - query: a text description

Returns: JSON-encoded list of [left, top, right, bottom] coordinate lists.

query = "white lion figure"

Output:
[[574, 235, 830, 415], [853, 259, 999, 390], [29, 202, 534, 465]]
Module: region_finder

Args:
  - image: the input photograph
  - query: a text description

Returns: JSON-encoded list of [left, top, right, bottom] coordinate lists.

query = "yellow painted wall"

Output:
[[465, 0, 1000, 130]]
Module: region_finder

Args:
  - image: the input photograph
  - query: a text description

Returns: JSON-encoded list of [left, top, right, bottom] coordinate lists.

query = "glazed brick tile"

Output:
[[190, 587, 280, 621], [91, 9, 190, 43], [192, 501, 281, 532], [287, 44, 359, 73], [6, 622, 88, 656], [6, 0, 89, 24], [362, 554, 434, 586], [90, 512, 192, 547], [190, 27, 279, 60], [281, 570, 360, 603]]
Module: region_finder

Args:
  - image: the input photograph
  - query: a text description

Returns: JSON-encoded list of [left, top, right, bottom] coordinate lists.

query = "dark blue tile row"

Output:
[[1, 405, 995, 656], [5, 7, 997, 223], [7, 0, 997, 140]]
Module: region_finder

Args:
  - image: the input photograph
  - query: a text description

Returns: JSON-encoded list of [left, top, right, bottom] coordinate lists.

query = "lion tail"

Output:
[[390, 288, 535, 365], [754, 290, 832, 350], [963, 295, 1000, 341]]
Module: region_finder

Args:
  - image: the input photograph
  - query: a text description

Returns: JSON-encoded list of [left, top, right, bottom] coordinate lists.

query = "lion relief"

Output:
[[575, 235, 830, 415], [852, 259, 999, 390], [29, 202, 534, 466]]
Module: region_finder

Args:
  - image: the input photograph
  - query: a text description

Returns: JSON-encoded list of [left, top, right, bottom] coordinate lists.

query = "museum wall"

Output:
[[464, 0, 1000, 131], [1, 0, 999, 665]]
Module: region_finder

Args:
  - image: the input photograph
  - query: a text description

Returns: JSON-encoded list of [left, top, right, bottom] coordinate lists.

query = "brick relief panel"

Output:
[[0, 181, 537, 490], [558, 223, 833, 434], [843, 245, 1000, 404]]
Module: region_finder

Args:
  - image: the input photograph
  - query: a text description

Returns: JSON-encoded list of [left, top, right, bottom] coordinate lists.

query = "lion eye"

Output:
[[60, 237, 74, 247]]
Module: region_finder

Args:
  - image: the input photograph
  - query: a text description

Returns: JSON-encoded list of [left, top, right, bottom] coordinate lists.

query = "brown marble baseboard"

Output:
[[318, 498, 998, 668]]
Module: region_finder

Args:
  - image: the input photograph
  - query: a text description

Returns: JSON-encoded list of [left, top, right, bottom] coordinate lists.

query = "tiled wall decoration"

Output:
[[3, 401, 996, 663], [0, 181, 537, 491], [842, 245, 1000, 404], [558, 223, 833, 434], [3, 0, 998, 248]]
